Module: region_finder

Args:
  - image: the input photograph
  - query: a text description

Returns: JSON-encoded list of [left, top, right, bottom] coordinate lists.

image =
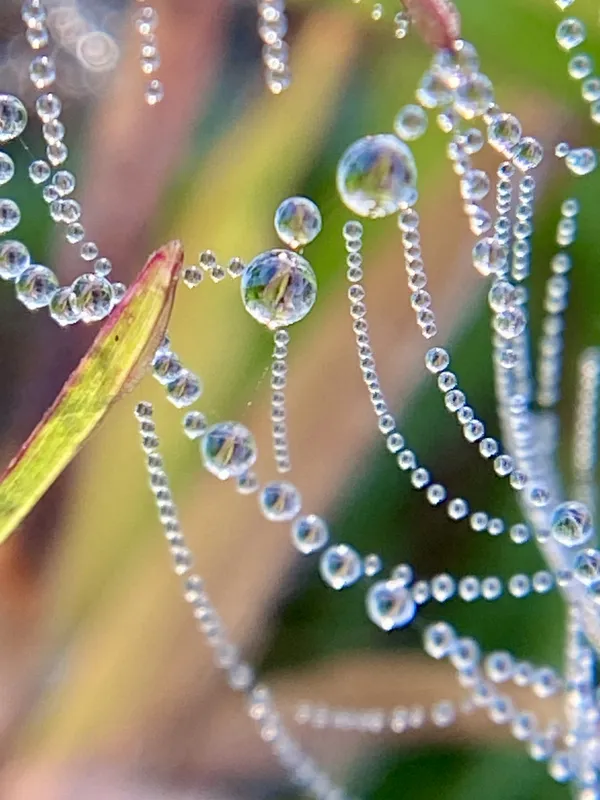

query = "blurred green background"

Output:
[[0, 0, 599, 797]]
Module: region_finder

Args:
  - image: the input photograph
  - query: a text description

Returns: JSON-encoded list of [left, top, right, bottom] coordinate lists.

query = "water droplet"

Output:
[[472, 237, 508, 276], [182, 265, 203, 288], [556, 18, 586, 51], [364, 553, 382, 576], [336, 134, 417, 218], [274, 196, 322, 249], [112, 282, 126, 303], [29, 55, 56, 89], [319, 544, 362, 590], [487, 113, 522, 157], [565, 147, 597, 176], [0, 239, 30, 280], [366, 579, 416, 630], [227, 257, 245, 278], [393, 104, 428, 141], [551, 501, 593, 547], [241, 248, 317, 329], [423, 621, 455, 658], [71, 273, 114, 322], [201, 421, 257, 480], [15, 264, 58, 309], [145, 79, 164, 105], [166, 370, 202, 408], [454, 73, 494, 119], [36, 93, 61, 123], [0, 152, 14, 186], [94, 257, 112, 277], [152, 351, 182, 384], [488, 280, 518, 312], [28, 159, 51, 184], [568, 54, 593, 80], [513, 137, 544, 171], [182, 410, 207, 439], [573, 548, 600, 586], [582, 77, 600, 102], [49, 287, 80, 326], [52, 169, 76, 196], [493, 308, 527, 340], [291, 514, 329, 554], [259, 480, 302, 522], [460, 168, 490, 201], [0, 94, 27, 142], [416, 71, 452, 108], [0, 199, 20, 233]]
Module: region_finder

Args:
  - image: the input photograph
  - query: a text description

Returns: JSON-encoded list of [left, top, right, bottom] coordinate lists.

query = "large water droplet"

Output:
[[201, 421, 257, 480], [551, 501, 593, 547], [0, 94, 27, 142], [556, 17, 586, 51], [336, 134, 417, 218], [274, 196, 322, 249], [241, 248, 317, 329], [0, 239, 30, 280], [573, 549, 600, 586], [71, 273, 114, 322], [15, 264, 58, 309], [0, 198, 20, 233], [366, 579, 416, 630]]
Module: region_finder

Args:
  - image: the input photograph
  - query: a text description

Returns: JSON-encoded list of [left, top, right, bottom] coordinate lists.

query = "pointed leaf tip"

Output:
[[0, 240, 184, 546]]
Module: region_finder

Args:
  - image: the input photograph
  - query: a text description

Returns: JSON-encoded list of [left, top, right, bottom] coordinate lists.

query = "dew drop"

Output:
[[556, 18, 586, 51], [49, 286, 81, 326], [319, 544, 362, 590], [0, 239, 30, 280], [241, 248, 317, 329], [565, 147, 597, 176], [71, 273, 114, 323], [274, 196, 322, 249], [551, 501, 593, 547], [0, 199, 20, 233], [201, 421, 257, 480], [366, 579, 416, 630], [0, 152, 14, 185], [259, 480, 302, 522], [0, 94, 27, 142], [336, 134, 417, 218], [166, 370, 202, 408], [393, 104, 428, 141], [291, 514, 329, 554], [15, 264, 58, 309]]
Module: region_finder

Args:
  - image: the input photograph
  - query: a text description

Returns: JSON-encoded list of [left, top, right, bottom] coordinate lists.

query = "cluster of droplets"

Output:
[[554, 7, 598, 174], [134, 3, 163, 106], [133, 5, 600, 798], [133, 402, 349, 800], [0, 90, 124, 324], [258, 0, 291, 95]]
